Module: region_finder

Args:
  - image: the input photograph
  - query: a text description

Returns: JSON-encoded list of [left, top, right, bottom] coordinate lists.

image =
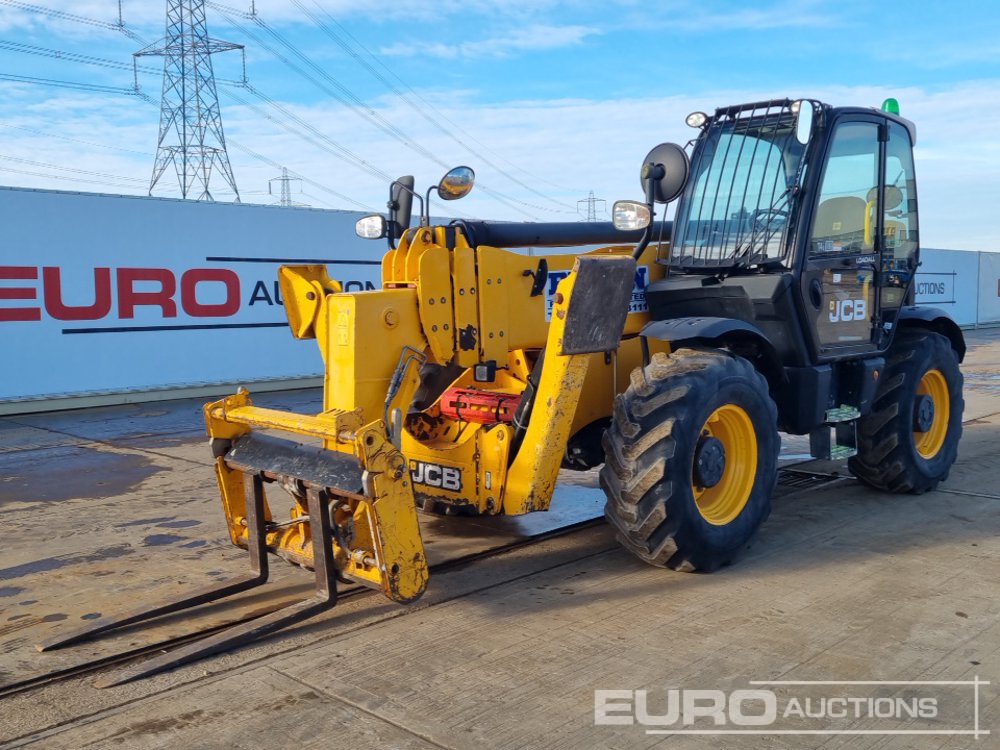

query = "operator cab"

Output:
[[641, 98, 920, 367]]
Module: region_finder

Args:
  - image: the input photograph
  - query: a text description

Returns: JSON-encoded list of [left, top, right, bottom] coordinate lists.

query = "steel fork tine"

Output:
[[95, 488, 338, 688], [37, 473, 271, 652]]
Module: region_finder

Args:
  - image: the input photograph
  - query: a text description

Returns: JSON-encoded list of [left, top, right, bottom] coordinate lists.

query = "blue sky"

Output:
[[0, 0, 997, 249]]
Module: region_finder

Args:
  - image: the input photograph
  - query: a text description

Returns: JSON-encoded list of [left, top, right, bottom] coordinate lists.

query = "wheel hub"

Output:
[[913, 394, 935, 432], [694, 435, 726, 488]]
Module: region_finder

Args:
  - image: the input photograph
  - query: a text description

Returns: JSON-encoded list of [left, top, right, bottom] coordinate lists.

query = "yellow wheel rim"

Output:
[[914, 368, 950, 459], [693, 404, 758, 526]]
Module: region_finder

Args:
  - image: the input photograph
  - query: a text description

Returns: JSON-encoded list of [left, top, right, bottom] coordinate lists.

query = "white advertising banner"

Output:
[[2, 188, 997, 411], [0, 187, 381, 405], [914, 248, 979, 327], [978, 251, 1000, 325]]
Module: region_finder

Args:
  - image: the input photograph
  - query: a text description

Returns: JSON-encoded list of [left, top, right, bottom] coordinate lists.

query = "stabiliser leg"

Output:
[[37, 473, 274, 653], [94, 486, 338, 688]]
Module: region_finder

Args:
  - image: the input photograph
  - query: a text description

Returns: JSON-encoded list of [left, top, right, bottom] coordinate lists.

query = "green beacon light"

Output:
[[882, 97, 900, 115]]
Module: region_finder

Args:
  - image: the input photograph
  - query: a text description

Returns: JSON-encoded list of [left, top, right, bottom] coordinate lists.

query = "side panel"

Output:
[[475, 244, 663, 360], [324, 288, 429, 424]]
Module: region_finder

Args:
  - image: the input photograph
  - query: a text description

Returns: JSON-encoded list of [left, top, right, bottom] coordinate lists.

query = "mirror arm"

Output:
[[423, 185, 435, 227], [632, 164, 663, 259]]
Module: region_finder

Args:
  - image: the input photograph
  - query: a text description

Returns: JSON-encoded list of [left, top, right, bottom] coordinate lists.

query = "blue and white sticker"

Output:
[[544, 265, 649, 321]]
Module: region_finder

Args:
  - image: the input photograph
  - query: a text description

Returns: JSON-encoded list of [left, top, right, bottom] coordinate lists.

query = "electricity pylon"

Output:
[[136, 0, 242, 201]]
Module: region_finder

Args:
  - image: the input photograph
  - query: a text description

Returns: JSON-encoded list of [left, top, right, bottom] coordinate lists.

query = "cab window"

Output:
[[809, 122, 879, 255], [882, 122, 918, 272]]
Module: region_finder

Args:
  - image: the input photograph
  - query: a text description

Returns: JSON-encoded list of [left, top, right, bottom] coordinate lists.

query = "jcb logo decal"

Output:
[[410, 460, 463, 492], [829, 298, 868, 323]]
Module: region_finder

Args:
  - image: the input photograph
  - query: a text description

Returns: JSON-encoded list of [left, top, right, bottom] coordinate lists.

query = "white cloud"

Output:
[[379, 24, 599, 59], [1, 72, 998, 250]]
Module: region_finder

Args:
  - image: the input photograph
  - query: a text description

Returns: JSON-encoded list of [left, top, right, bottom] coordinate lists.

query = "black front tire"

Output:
[[600, 349, 779, 572], [849, 330, 963, 494]]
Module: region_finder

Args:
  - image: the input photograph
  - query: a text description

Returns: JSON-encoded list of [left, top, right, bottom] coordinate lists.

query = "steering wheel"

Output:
[[750, 208, 788, 231], [883, 269, 909, 288]]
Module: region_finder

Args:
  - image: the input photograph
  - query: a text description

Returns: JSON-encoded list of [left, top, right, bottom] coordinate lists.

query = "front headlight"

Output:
[[355, 214, 387, 240], [612, 200, 651, 232]]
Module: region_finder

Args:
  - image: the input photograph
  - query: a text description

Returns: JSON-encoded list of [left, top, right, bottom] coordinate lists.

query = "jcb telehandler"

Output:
[[42, 98, 964, 685]]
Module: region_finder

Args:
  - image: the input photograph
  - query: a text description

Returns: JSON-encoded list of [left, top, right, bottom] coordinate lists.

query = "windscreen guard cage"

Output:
[[669, 99, 811, 271]]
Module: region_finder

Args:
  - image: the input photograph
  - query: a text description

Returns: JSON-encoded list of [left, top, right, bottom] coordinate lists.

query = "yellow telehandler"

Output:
[[41, 98, 965, 685]]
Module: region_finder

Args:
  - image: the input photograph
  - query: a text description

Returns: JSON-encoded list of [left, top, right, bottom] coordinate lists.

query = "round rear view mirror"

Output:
[[639, 143, 689, 204], [437, 166, 475, 201]]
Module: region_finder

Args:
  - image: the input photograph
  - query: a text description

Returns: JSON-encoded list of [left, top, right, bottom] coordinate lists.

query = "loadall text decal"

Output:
[[545, 265, 649, 320], [409, 460, 463, 492]]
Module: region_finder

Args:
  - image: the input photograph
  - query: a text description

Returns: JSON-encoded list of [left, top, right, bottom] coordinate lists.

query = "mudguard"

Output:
[[641, 316, 783, 379], [896, 306, 966, 361]]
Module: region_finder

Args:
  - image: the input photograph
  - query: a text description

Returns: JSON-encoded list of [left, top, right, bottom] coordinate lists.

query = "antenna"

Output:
[[577, 190, 606, 222], [136, 0, 243, 201]]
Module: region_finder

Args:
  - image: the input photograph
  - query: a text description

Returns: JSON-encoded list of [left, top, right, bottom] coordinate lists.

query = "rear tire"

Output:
[[600, 349, 779, 572], [848, 331, 963, 494]]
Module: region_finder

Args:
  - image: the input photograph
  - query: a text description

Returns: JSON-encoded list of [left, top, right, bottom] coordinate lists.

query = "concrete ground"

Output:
[[1, 330, 999, 749]]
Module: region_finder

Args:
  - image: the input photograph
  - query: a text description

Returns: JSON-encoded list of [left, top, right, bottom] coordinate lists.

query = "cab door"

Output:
[[799, 118, 881, 360], [877, 120, 920, 321]]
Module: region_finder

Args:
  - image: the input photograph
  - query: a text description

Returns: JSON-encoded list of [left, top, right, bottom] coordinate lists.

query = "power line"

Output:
[[0, 152, 148, 183], [0, 71, 366, 210], [0, 39, 246, 85], [0, 164, 162, 190], [0, 120, 151, 157], [0, 1, 560, 219], [207, 2, 550, 220], [0, 72, 144, 96], [0, 71, 458, 216], [299, 191, 334, 209], [0, 39, 157, 74], [0, 0, 145, 42], [297, 0, 579, 204], [222, 134, 377, 211], [223, 83, 392, 183], [0, 5, 503, 217], [0, 0, 397, 207], [0, 154, 182, 193], [207, 5, 449, 170]]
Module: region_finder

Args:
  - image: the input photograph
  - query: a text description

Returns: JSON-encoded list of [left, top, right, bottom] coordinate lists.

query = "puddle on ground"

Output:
[[0, 544, 133, 582], [157, 519, 202, 529], [0, 445, 162, 504]]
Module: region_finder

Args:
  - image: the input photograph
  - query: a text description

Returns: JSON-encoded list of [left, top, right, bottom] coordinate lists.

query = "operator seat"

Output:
[[811, 196, 866, 251], [867, 185, 908, 255]]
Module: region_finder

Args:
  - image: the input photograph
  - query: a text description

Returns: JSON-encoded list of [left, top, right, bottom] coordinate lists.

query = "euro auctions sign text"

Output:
[[0, 265, 376, 324], [0, 265, 244, 322], [0, 187, 388, 403], [594, 678, 990, 739], [0, 259, 379, 402]]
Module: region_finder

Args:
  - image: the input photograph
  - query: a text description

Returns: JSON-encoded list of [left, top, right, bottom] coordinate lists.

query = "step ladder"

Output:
[[809, 405, 861, 460]]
